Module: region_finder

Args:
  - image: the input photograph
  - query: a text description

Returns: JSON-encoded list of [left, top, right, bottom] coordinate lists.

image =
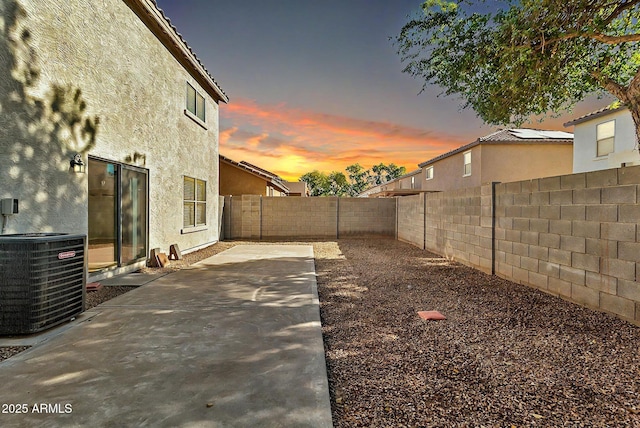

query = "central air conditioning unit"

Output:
[[0, 233, 86, 335]]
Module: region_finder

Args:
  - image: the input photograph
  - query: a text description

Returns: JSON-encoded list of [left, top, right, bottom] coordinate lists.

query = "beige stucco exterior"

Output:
[[421, 143, 573, 192], [219, 159, 288, 196], [283, 181, 309, 197], [0, 0, 226, 278]]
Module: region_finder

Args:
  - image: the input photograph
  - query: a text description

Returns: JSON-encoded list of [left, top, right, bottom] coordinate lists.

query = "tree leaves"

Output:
[[395, 0, 640, 133], [299, 163, 407, 197]]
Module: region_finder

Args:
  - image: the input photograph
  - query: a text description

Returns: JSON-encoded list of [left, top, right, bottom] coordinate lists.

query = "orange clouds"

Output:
[[220, 98, 469, 181]]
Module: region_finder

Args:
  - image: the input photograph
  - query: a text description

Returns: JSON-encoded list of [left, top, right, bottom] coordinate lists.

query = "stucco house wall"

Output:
[[419, 130, 573, 192], [421, 147, 482, 192], [569, 108, 640, 173], [220, 161, 272, 196], [0, 0, 226, 278], [480, 144, 573, 184], [219, 159, 287, 196], [396, 170, 422, 190]]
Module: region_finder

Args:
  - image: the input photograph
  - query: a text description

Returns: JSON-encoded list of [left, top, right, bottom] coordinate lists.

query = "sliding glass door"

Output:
[[88, 158, 148, 273], [121, 167, 148, 265]]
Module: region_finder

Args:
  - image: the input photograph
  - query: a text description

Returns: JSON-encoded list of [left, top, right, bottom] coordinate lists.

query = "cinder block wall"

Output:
[[495, 167, 639, 323], [396, 166, 639, 324], [397, 194, 425, 247], [223, 196, 395, 239], [223, 196, 248, 239], [424, 186, 493, 274], [263, 197, 338, 238], [338, 198, 395, 236]]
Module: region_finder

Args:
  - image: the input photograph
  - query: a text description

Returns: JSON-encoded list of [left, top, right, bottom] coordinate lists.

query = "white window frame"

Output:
[[463, 151, 472, 177], [425, 166, 434, 180], [596, 120, 615, 158], [183, 176, 206, 229]]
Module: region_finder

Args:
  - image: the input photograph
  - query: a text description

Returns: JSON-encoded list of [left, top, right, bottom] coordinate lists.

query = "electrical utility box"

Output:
[[1, 198, 18, 215]]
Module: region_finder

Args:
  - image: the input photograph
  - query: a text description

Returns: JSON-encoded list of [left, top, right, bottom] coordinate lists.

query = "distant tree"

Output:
[[327, 172, 350, 196], [345, 163, 369, 196], [299, 162, 407, 196], [395, 0, 640, 143], [299, 170, 330, 196], [370, 163, 387, 186], [369, 163, 407, 186], [385, 163, 406, 181]]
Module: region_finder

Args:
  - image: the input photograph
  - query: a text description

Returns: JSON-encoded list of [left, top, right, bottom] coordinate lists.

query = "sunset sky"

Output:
[[155, 0, 606, 181]]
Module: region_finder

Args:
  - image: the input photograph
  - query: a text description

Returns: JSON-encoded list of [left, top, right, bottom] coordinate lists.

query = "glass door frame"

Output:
[[88, 155, 149, 271]]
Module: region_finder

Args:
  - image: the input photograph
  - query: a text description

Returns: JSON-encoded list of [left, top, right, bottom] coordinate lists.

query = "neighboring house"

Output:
[[564, 106, 640, 172], [418, 129, 574, 192], [0, 0, 228, 280], [358, 169, 423, 197], [219, 155, 289, 196], [283, 181, 309, 197]]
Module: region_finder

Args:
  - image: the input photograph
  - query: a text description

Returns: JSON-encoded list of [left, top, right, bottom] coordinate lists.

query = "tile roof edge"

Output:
[[418, 129, 573, 168], [126, 0, 229, 103], [220, 155, 289, 193], [563, 105, 627, 127]]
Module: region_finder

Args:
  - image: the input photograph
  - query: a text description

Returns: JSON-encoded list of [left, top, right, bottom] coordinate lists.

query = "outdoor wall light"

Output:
[[69, 153, 86, 174]]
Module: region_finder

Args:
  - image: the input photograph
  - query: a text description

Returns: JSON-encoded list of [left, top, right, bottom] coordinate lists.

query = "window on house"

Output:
[[411, 176, 415, 188], [463, 151, 472, 176], [183, 176, 206, 228], [596, 120, 615, 157], [425, 166, 434, 180], [186, 83, 206, 122]]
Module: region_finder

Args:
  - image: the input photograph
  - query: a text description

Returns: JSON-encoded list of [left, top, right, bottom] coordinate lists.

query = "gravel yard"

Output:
[[1, 238, 638, 427], [315, 238, 640, 427]]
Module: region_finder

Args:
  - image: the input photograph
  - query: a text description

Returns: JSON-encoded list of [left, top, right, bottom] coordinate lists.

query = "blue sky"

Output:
[[155, 0, 604, 180]]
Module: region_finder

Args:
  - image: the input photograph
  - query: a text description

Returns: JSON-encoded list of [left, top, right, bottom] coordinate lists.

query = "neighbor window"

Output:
[[463, 151, 472, 176], [186, 83, 206, 122], [596, 120, 615, 157], [425, 166, 434, 180], [183, 176, 206, 228]]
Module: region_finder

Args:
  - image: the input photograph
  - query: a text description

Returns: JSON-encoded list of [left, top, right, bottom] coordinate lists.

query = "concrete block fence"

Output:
[[398, 165, 640, 325], [222, 165, 639, 324], [222, 195, 396, 239]]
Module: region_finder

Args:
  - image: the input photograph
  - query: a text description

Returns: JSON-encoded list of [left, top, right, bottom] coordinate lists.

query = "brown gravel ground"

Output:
[[2, 238, 639, 427], [315, 238, 640, 427]]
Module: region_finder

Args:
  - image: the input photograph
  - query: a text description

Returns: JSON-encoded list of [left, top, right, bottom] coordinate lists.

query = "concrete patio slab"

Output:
[[98, 271, 171, 286], [0, 245, 332, 427]]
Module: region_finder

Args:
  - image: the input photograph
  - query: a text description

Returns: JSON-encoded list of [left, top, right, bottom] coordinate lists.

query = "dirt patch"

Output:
[[315, 238, 640, 427]]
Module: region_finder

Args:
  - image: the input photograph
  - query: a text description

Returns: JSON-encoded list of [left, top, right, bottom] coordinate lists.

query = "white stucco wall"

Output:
[[0, 1, 223, 263], [572, 108, 640, 173]]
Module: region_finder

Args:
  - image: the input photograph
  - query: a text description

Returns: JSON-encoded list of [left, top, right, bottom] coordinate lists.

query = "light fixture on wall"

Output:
[[69, 153, 86, 174]]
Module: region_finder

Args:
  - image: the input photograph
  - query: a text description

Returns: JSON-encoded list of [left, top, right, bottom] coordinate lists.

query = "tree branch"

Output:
[[531, 31, 640, 52], [592, 70, 629, 102], [591, 33, 640, 44], [601, 0, 640, 27], [627, 66, 640, 98]]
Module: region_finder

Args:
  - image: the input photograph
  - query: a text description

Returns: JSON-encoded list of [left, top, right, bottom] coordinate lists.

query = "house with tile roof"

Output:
[[0, 0, 228, 280], [418, 129, 574, 192], [219, 156, 289, 196], [564, 106, 640, 172]]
